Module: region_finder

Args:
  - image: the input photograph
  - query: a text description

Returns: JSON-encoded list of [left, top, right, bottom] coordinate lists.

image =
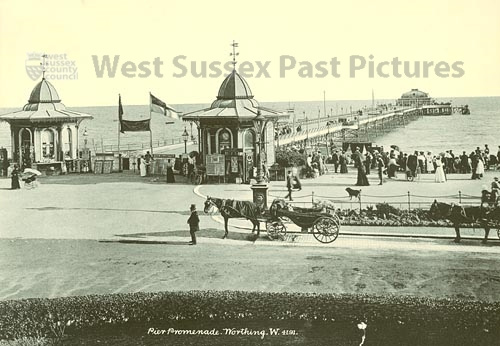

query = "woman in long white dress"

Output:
[[139, 156, 147, 177], [476, 157, 485, 178], [435, 157, 446, 183], [426, 152, 434, 173]]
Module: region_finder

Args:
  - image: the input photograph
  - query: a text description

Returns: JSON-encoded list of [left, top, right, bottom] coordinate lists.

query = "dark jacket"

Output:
[[187, 211, 200, 231]]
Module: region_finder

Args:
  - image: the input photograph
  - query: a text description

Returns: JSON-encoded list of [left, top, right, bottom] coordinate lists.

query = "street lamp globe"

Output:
[[182, 127, 189, 153]]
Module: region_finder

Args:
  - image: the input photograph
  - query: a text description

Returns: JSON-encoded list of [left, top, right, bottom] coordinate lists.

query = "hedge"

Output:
[[0, 291, 498, 342]]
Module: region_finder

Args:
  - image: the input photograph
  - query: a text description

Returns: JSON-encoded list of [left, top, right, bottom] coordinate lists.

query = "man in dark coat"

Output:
[[407, 152, 418, 178], [470, 152, 479, 180], [284, 171, 294, 201], [187, 204, 200, 245], [11, 164, 21, 190], [460, 151, 470, 174], [332, 151, 339, 173]]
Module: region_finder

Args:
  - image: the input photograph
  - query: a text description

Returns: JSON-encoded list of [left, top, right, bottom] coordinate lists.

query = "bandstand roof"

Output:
[[0, 78, 93, 124], [183, 70, 288, 122]]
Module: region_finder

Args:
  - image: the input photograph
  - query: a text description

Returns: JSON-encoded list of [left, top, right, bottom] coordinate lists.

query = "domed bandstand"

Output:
[[0, 78, 93, 174], [182, 44, 288, 207]]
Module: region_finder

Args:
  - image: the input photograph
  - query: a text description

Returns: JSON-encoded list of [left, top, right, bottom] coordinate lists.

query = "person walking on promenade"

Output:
[[145, 151, 153, 176], [2, 156, 8, 177], [139, 156, 147, 177], [10, 164, 20, 190], [426, 152, 434, 173], [476, 156, 485, 179], [376, 152, 385, 185], [332, 150, 339, 173], [460, 151, 470, 174], [435, 157, 446, 183], [339, 151, 348, 173], [365, 152, 372, 175], [187, 204, 199, 245], [470, 152, 479, 180], [387, 154, 399, 178], [407, 151, 418, 178], [354, 149, 369, 186], [284, 171, 294, 201]]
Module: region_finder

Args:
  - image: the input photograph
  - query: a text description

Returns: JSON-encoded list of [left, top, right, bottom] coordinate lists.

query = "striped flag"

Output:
[[150, 93, 178, 119]]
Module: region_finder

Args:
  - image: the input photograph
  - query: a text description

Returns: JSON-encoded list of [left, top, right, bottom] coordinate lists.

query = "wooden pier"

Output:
[[276, 107, 422, 148]]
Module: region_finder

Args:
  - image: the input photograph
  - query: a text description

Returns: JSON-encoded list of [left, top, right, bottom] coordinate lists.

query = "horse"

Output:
[[204, 196, 262, 239], [429, 200, 498, 243]]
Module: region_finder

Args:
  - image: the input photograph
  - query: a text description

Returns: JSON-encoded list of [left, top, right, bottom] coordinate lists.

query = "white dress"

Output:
[[426, 156, 434, 173], [139, 158, 147, 177], [435, 159, 446, 183], [476, 159, 485, 176]]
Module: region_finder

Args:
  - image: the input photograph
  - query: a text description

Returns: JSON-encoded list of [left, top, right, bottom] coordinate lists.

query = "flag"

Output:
[[118, 94, 124, 133], [150, 93, 178, 119], [120, 119, 151, 132], [119, 94, 151, 132]]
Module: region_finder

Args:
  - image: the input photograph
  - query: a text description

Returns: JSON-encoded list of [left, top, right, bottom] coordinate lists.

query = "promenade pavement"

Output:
[[1, 167, 499, 247]]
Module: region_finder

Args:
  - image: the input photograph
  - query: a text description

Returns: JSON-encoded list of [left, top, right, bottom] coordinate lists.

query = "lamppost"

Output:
[[251, 111, 268, 209], [82, 127, 89, 172], [83, 127, 88, 150], [182, 127, 189, 154]]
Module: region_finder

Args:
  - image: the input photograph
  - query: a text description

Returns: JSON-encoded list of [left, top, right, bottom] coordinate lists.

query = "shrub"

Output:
[[275, 149, 305, 167], [0, 291, 498, 342]]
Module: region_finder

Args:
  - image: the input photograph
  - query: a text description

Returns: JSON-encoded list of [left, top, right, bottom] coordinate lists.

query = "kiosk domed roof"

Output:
[[400, 89, 428, 99], [217, 70, 253, 100], [28, 78, 61, 103]]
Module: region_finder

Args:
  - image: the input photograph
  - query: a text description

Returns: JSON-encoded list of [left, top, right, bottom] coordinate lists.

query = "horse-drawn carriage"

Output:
[[266, 199, 340, 243], [204, 197, 340, 244]]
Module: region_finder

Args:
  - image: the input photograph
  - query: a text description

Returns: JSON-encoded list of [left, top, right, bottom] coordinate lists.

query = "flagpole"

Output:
[[149, 92, 153, 155], [118, 94, 121, 171]]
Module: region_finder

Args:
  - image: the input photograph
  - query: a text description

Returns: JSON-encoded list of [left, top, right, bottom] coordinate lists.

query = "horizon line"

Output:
[[0, 95, 498, 109]]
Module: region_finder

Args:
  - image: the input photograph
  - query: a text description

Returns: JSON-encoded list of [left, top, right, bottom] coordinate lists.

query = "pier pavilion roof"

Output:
[[183, 70, 288, 122], [0, 78, 93, 124], [400, 89, 429, 99]]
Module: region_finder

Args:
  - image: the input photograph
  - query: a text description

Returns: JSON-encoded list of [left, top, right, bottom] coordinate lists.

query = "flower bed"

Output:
[[336, 204, 477, 228]]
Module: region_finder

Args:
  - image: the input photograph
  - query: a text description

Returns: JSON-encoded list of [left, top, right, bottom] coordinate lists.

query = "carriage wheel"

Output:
[[313, 216, 340, 243], [266, 221, 287, 240]]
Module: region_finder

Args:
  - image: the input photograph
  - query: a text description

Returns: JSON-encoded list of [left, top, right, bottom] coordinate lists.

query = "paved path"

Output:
[[1, 168, 498, 249]]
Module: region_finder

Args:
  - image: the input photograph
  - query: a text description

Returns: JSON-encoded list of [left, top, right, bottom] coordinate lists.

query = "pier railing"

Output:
[[276, 107, 418, 145], [91, 135, 199, 153]]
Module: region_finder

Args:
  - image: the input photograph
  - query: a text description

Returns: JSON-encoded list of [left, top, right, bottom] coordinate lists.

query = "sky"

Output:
[[0, 0, 499, 107]]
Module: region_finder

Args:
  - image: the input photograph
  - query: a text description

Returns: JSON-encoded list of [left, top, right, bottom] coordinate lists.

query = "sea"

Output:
[[1, 96, 499, 155]]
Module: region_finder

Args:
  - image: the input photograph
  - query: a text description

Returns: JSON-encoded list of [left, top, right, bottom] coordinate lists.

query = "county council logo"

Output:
[[25, 52, 78, 81]]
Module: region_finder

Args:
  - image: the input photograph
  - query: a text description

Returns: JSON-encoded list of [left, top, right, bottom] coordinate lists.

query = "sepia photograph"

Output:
[[0, 0, 499, 345]]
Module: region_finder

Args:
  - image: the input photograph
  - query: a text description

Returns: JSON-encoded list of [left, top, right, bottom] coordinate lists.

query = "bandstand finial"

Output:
[[230, 40, 239, 70], [41, 54, 47, 79]]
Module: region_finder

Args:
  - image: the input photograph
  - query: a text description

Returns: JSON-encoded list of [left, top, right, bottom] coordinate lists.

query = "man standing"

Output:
[[376, 152, 385, 185], [332, 150, 339, 173], [484, 144, 490, 170], [145, 151, 153, 176], [187, 204, 199, 245], [284, 171, 294, 201], [460, 151, 470, 174], [407, 152, 418, 178]]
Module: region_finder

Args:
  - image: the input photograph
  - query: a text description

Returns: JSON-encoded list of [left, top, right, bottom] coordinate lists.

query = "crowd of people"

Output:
[[281, 143, 500, 203]]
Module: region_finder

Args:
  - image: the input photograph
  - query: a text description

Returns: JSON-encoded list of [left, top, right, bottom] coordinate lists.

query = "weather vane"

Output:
[[230, 40, 239, 69], [41, 54, 47, 79]]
